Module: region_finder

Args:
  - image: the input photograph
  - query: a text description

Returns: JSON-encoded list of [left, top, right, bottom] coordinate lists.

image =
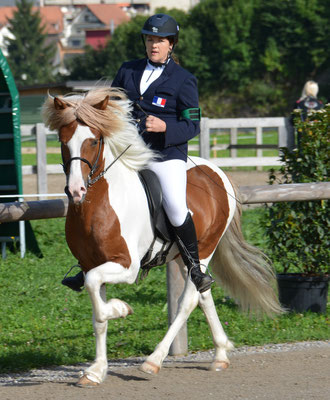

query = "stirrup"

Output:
[[189, 265, 215, 293], [61, 265, 84, 292]]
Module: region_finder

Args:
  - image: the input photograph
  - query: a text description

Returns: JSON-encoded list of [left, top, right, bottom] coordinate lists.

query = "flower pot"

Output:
[[277, 273, 329, 313]]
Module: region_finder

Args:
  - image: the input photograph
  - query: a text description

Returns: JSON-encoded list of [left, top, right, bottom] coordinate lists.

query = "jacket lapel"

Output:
[[144, 58, 175, 94], [132, 58, 148, 94]]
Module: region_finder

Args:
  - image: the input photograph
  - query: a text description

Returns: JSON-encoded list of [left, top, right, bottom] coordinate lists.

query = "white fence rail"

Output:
[[199, 117, 294, 167], [21, 118, 294, 194]]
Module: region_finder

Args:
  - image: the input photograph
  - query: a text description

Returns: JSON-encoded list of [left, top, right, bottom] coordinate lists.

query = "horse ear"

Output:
[[54, 97, 69, 110], [93, 96, 109, 111]]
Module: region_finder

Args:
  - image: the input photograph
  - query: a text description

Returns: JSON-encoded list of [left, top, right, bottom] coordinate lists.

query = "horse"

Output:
[[42, 87, 282, 387]]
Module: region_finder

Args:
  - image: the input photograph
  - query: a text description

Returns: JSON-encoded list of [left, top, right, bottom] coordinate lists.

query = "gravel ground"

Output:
[[1, 341, 329, 400]]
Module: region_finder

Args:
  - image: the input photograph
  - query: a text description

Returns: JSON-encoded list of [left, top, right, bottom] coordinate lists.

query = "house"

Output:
[[0, 4, 130, 74], [42, 1, 200, 14], [0, 6, 64, 68], [59, 4, 130, 73], [63, 4, 130, 51]]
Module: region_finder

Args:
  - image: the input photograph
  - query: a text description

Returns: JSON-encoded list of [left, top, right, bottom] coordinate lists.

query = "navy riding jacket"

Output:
[[111, 57, 200, 161]]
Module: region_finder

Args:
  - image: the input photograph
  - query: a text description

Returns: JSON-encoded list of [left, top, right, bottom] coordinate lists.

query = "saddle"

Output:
[[138, 169, 174, 272]]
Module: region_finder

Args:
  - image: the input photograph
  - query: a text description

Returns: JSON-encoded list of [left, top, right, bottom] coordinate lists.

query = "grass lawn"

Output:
[[0, 208, 328, 373]]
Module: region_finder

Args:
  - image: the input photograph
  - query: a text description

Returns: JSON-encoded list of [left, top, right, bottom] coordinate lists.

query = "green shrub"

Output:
[[263, 104, 329, 275]]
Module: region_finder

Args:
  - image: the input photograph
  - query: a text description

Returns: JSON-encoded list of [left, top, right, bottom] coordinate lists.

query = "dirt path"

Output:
[[1, 342, 329, 400]]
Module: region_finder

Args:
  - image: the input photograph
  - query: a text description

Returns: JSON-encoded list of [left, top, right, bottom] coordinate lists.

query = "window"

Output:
[[71, 39, 81, 47]]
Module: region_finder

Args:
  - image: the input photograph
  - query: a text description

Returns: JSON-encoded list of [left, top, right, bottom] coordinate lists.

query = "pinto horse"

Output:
[[43, 88, 282, 387]]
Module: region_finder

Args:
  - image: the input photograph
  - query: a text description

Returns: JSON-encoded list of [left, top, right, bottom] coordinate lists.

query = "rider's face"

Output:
[[145, 35, 172, 64]]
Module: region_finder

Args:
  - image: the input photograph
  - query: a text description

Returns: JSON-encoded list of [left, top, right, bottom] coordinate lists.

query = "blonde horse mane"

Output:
[[42, 87, 156, 171]]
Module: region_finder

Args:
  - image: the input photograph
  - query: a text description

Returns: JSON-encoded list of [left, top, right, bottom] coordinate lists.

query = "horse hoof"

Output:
[[209, 361, 230, 372], [124, 301, 134, 316], [139, 361, 160, 375], [76, 374, 100, 388]]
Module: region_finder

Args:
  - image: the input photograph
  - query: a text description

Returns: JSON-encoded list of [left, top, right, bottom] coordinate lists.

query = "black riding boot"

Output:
[[61, 270, 84, 292], [173, 213, 214, 293]]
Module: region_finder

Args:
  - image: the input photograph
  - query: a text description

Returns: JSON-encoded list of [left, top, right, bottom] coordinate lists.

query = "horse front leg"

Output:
[[76, 262, 136, 387], [77, 284, 109, 387]]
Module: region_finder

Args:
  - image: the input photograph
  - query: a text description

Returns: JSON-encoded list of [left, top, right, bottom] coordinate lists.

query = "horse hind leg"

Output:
[[198, 289, 234, 371]]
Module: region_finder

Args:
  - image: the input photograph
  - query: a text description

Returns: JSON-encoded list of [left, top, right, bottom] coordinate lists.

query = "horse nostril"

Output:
[[81, 186, 87, 194]]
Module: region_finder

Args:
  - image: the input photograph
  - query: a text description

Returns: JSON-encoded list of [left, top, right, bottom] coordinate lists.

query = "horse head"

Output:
[[43, 88, 133, 204]]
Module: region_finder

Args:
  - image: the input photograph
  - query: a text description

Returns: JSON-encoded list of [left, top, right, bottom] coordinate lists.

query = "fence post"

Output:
[[230, 127, 237, 159], [167, 260, 188, 356], [256, 126, 262, 171], [36, 123, 47, 199], [199, 117, 210, 160]]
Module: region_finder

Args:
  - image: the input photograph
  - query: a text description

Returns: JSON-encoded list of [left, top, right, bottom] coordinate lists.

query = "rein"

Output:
[[87, 144, 132, 187], [62, 136, 132, 188]]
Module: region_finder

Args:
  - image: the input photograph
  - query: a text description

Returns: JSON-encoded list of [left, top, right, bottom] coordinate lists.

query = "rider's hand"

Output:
[[145, 115, 166, 132]]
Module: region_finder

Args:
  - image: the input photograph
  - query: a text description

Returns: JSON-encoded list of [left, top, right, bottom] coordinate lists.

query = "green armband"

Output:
[[181, 108, 202, 121]]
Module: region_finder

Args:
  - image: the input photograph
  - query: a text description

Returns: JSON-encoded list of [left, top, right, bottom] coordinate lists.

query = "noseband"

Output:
[[62, 137, 104, 187]]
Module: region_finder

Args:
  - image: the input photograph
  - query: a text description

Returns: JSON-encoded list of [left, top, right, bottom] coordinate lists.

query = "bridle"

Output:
[[62, 136, 104, 188], [62, 136, 132, 188]]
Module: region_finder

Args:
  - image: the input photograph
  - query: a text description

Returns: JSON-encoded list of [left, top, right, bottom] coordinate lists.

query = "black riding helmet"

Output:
[[141, 13, 179, 44]]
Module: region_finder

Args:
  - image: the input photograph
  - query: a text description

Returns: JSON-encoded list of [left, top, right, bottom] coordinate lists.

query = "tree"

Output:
[[65, 1, 330, 117], [189, 0, 256, 93], [67, 15, 146, 81], [5, 0, 57, 86]]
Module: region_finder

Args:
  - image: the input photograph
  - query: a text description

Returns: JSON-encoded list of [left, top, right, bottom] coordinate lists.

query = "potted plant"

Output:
[[263, 104, 329, 313]]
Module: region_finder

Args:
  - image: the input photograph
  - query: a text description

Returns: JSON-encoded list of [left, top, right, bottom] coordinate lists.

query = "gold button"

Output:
[[139, 96, 143, 100]]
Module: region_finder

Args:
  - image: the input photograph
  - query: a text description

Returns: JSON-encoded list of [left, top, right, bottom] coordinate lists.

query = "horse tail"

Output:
[[210, 190, 284, 316]]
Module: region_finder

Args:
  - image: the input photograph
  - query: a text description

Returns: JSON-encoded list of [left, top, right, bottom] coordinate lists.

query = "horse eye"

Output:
[[91, 139, 98, 147]]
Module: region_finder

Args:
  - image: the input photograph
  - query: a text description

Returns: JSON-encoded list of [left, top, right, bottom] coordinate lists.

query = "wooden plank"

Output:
[[167, 260, 188, 356], [199, 117, 210, 159], [239, 182, 330, 204], [21, 124, 56, 137], [228, 144, 278, 149], [0, 199, 68, 223], [230, 127, 237, 158], [22, 164, 63, 175], [211, 156, 282, 167], [0, 183, 329, 223], [256, 126, 262, 171], [207, 117, 286, 129], [36, 123, 47, 198]]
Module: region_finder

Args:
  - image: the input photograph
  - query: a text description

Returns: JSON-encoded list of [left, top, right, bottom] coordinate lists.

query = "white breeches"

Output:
[[148, 159, 188, 227]]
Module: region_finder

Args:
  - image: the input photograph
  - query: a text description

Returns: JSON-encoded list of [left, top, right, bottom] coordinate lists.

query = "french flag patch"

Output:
[[152, 96, 167, 108]]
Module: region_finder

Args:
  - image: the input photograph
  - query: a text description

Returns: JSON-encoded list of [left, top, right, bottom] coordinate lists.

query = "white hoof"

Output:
[[139, 361, 160, 375], [209, 361, 230, 372], [76, 374, 100, 388]]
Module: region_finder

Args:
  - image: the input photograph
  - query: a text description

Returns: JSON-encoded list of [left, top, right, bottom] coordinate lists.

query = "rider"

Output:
[[62, 13, 214, 293]]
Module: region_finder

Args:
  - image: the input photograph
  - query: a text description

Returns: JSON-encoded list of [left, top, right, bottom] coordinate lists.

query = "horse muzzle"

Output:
[[65, 185, 87, 204]]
